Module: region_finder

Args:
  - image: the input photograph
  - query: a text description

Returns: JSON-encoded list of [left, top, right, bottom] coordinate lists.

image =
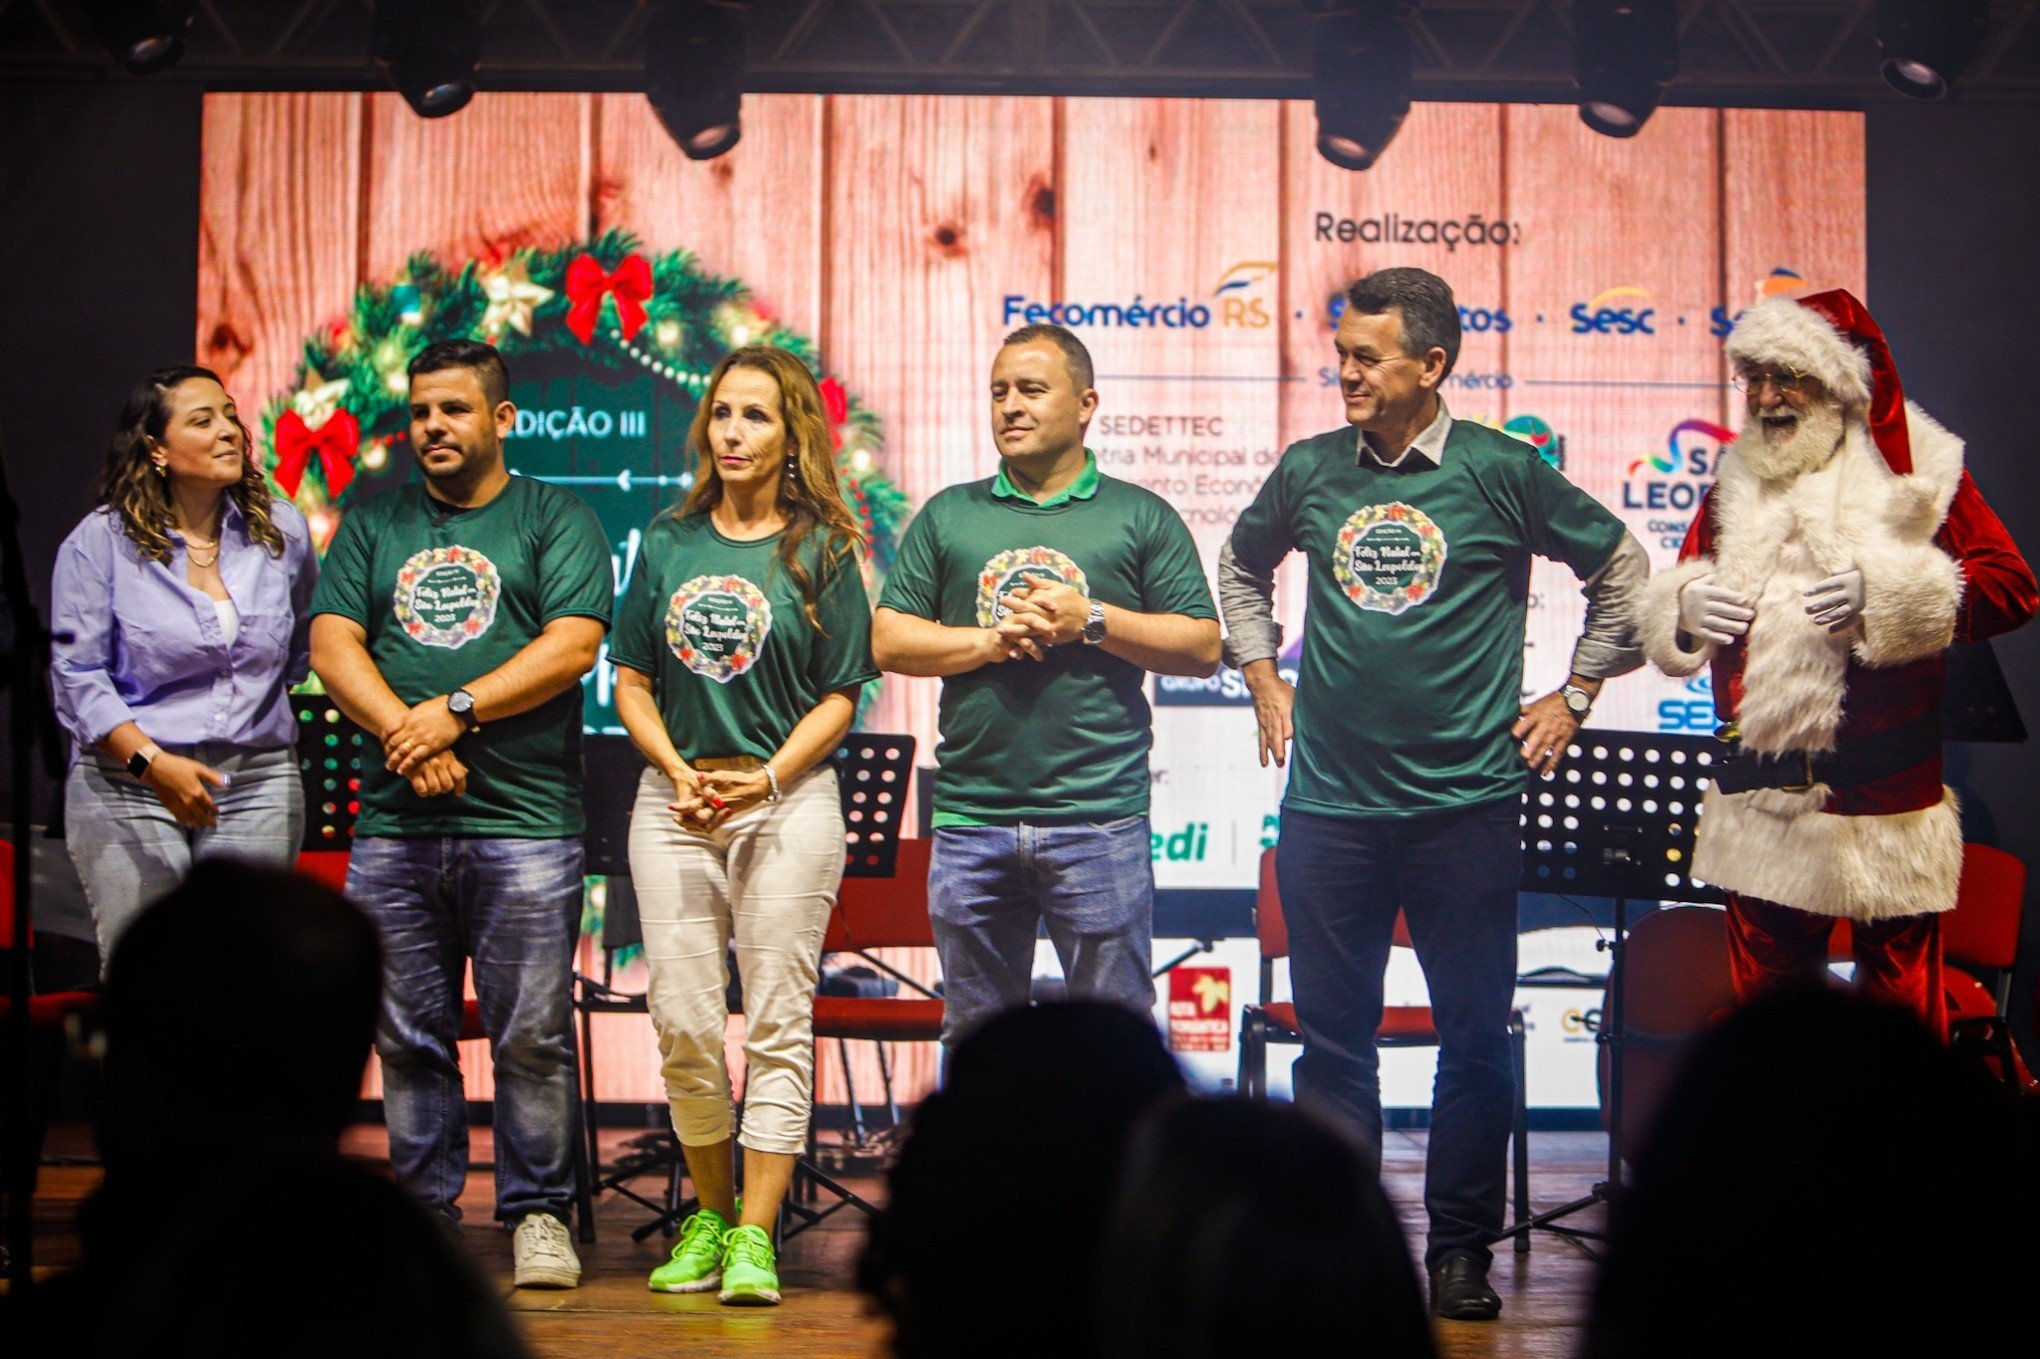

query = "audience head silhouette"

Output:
[[860, 1001, 1186, 1359], [1098, 1096, 1435, 1359], [100, 858, 380, 1169], [1583, 985, 2038, 1359]]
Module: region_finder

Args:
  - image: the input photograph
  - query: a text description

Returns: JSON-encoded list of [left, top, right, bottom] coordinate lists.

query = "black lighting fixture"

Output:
[[1312, 1, 1415, 172], [373, 0, 481, 119], [81, 0, 195, 75], [1877, 0, 1989, 100], [1572, 0, 1679, 138], [646, 1, 746, 162]]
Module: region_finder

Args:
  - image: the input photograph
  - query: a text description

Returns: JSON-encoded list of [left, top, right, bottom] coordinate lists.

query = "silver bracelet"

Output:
[[763, 762, 781, 803]]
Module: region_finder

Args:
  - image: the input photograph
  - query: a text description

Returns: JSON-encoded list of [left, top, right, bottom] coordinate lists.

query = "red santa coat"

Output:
[[1638, 406, 2034, 921]]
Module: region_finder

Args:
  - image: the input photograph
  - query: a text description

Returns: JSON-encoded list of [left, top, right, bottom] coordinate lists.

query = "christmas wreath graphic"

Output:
[[1333, 503, 1448, 615], [256, 230, 909, 577], [394, 544, 502, 650], [666, 574, 774, 685]]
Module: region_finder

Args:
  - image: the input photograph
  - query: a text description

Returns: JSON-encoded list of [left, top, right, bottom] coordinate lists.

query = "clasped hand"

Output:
[[984, 579, 1090, 662], [667, 767, 771, 830], [383, 696, 468, 798]]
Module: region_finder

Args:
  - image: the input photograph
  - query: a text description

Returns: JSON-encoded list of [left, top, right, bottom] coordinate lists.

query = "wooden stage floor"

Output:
[[27, 1124, 1609, 1358]]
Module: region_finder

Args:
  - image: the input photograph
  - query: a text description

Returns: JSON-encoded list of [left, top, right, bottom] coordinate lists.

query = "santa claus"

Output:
[[1637, 290, 2036, 1034]]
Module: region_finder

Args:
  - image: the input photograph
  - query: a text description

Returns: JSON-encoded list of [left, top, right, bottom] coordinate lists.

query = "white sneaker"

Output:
[[512, 1212, 582, 1289]]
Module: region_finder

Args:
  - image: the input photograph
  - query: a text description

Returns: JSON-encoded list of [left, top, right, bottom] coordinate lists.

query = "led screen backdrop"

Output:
[[198, 92, 1865, 900]]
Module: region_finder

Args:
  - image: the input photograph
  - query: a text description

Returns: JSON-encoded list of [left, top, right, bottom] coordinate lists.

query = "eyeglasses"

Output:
[[1730, 367, 1817, 395]]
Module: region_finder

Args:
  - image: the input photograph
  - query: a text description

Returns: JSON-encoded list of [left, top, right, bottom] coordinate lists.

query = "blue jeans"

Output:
[[1274, 799, 1521, 1267], [929, 817, 1156, 1046], [65, 743, 304, 969], [346, 835, 583, 1225]]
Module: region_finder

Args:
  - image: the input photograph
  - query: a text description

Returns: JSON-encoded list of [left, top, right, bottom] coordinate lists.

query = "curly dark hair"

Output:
[[99, 366, 285, 563]]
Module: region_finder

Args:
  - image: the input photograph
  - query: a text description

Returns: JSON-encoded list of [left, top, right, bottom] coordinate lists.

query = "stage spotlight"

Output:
[[373, 0, 481, 119], [1573, 0, 1679, 138], [646, 1, 746, 162], [1878, 0, 1988, 100], [81, 0, 195, 75], [1312, 1, 1414, 172]]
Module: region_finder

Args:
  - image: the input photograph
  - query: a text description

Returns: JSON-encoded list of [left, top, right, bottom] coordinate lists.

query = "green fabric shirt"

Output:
[[309, 476, 613, 838], [879, 455, 1217, 824], [1228, 419, 1625, 819], [609, 513, 879, 759]]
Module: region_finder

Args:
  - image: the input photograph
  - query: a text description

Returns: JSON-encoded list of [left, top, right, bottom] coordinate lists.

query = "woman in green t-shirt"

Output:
[[612, 347, 878, 1306]]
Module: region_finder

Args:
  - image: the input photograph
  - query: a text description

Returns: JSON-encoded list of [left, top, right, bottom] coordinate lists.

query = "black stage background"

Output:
[[4, 84, 2038, 1055]]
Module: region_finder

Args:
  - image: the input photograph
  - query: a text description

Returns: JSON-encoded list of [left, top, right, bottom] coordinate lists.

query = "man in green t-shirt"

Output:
[[874, 324, 1221, 1046], [309, 339, 611, 1290], [1220, 269, 1645, 1321]]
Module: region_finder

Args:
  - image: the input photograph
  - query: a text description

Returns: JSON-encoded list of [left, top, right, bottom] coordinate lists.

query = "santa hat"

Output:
[[1724, 288, 1913, 474]]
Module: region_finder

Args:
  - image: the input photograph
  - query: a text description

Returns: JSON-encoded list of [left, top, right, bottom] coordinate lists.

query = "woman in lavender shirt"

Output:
[[50, 366, 319, 962]]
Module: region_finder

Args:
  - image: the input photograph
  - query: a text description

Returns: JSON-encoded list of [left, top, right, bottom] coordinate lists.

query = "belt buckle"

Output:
[[1779, 752, 1815, 794]]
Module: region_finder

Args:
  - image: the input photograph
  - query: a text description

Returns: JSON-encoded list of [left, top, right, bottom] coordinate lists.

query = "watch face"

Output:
[[449, 691, 473, 714], [1564, 689, 1590, 717]]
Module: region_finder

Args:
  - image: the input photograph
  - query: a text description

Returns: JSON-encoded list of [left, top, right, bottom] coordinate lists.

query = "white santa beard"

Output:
[[1736, 398, 1845, 482]]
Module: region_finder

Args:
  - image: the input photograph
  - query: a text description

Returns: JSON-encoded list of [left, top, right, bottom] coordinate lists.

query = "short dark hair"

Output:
[[408, 338, 511, 407], [1001, 323, 1095, 392], [1345, 267, 1461, 377]]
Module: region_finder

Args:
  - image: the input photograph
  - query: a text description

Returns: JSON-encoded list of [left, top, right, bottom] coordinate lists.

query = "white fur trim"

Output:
[[1697, 407, 1966, 750], [1724, 296, 1872, 407], [1854, 543, 1961, 666], [1693, 784, 1963, 920], [1635, 558, 1718, 677]]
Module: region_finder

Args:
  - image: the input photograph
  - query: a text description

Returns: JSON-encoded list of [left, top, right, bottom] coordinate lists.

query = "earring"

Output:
[[152, 462, 167, 477]]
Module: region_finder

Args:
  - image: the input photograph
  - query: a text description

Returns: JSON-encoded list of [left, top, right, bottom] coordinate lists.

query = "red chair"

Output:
[[292, 849, 598, 1238], [1602, 905, 1738, 1163], [788, 837, 943, 1237], [1825, 843, 2030, 1087], [1237, 847, 1532, 1248], [1, 838, 101, 1229]]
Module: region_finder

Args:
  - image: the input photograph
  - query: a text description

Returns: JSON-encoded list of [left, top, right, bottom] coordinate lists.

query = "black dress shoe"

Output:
[[1429, 1249, 1502, 1321]]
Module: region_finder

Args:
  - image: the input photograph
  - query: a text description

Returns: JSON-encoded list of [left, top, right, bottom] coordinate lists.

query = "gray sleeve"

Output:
[[1217, 538, 1283, 670], [1568, 531, 1648, 681]]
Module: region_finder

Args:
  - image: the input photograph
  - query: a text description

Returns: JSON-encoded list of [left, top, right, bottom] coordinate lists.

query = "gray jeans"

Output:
[[65, 742, 305, 967]]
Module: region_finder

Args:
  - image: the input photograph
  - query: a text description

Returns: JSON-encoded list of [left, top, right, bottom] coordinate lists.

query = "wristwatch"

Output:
[[1560, 683, 1594, 721], [126, 746, 159, 779], [1081, 599, 1108, 645], [447, 687, 482, 732]]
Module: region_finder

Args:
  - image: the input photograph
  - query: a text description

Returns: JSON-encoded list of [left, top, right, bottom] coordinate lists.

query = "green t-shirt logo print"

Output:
[[394, 545, 502, 648], [975, 546, 1089, 627], [665, 574, 773, 684], [1334, 503, 1448, 615]]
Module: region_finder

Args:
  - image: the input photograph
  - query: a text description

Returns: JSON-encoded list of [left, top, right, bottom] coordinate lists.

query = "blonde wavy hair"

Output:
[[680, 347, 865, 629], [99, 366, 285, 563]]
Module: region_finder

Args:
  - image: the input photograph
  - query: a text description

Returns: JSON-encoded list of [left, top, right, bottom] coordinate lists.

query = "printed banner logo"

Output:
[[1335, 503, 1447, 615], [976, 546, 1089, 627], [1572, 285, 1657, 336], [1168, 966, 1232, 1053], [395, 545, 501, 649], [666, 574, 773, 684]]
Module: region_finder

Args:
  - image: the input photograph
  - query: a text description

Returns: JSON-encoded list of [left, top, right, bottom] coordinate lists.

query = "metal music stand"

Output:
[[1493, 730, 1726, 1258]]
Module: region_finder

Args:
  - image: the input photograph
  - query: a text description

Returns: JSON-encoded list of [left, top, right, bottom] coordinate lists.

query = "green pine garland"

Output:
[[260, 229, 909, 572]]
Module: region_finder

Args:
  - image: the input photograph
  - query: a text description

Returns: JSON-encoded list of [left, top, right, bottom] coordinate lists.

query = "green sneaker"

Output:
[[648, 1207, 730, 1293], [717, 1224, 781, 1306]]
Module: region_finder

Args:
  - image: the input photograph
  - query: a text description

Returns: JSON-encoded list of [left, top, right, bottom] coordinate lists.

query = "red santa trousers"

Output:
[[1725, 893, 1946, 1039]]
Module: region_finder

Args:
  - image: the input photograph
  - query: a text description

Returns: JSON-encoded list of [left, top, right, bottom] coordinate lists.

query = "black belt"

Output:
[[1711, 711, 1942, 795]]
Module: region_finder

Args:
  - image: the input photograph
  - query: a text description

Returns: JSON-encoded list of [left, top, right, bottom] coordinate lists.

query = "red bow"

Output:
[[819, 377, 848, 450], [564, 252, 653, 345], [273, 408, 360, 499]]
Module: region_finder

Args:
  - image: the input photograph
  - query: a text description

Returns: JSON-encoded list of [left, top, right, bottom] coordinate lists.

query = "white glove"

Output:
[[1678, 574, 1755, 647], [1804, 567, 1865, 632]]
